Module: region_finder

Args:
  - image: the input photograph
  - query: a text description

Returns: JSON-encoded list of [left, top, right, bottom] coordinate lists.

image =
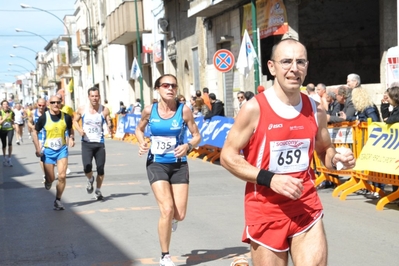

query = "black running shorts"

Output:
[[146, 161, 189, 185]]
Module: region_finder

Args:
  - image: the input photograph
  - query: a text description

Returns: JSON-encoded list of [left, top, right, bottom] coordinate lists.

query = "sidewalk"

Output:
[[0, 136, 398, 265]]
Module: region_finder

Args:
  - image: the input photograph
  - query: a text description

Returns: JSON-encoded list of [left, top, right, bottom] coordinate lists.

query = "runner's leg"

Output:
[[289, 219, 327, 266], [93, 143, 106, 189], [152, 181, 175, 253], [55, 157, 68, 199], [250, 242, 288, 266]]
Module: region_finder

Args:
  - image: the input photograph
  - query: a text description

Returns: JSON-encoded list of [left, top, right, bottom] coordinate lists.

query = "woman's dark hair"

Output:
[[153, 74, 177, 90], [244, 91, 255, 101], [337, 86, 347, 98], [387, 86, 399, 106]]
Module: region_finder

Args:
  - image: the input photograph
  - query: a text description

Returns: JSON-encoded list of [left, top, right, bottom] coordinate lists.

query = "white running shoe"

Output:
[[8, 157, 12, 167], [54, 200, 65, 210], [95, 190, 104, 200], [160, 255, 175, 266], [3, 157, 8, 166], [66, 168, 71, 175], [16, 140, 20, 145], [86, 177, 94, 194], [172, 219, 178, 232]]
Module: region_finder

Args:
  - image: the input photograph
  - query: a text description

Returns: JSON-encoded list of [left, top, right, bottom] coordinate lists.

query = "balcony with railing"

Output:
[[106, 0, 144, 45], [187, 0, 242, 18], [76, 28, 101, 51]]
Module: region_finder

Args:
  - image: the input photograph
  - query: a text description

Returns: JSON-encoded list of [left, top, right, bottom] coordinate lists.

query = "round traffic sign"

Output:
[[213, 49, 235, 73]]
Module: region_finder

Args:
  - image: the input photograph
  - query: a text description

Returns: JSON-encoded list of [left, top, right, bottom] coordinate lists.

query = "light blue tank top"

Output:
[[148, 102, 187, 163]]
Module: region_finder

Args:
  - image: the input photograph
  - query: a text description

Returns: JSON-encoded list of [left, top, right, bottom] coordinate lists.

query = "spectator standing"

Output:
[[381, 85, 399, 194], [202, 87, 212, 111], [327, 91, 344, 116], [135, 74, 201, 266], [237, 91, 246, 109], [244, 91, 255, 101], [340, 87, 380, 122], [194, 97, 209, 117], [381, 85, 399, 123], [189, 96, 196, 112], [133, 98, 142, 114], [117, 101, 127, 115], [326, 91, 343, 123], [327, 85, 355, 123], [235, 91, 246, 116], [316, 83, 329, 110], [126, 104, 134, 114], [306, 83, 321, 103], [195, 90, 201, 98], [220, 38, 356, 265], [340, 73, 360, 118], [204, 93, 225, 119]]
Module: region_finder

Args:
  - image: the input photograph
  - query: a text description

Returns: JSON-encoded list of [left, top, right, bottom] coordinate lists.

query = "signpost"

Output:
[[213, 49, 235, 73], [213, 49, 235, 116]]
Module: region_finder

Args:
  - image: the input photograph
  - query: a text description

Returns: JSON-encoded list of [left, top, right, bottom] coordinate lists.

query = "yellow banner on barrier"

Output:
[[354, 122, 399, 174]]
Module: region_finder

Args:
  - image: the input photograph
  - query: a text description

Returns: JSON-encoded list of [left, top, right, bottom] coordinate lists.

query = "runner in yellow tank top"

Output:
[[31, 95, 75, 210]]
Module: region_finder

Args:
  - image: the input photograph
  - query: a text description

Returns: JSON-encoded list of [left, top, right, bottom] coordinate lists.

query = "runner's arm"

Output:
[[27, 112, 35, 130], [174, 105, 201, 157], [315, 104, 355, 170], [135, 105, 151, 156], [103, 106, 112, 132], [32, 115, 45, 155], [220, 99, 262, 183], [72, 106, 85, 137]]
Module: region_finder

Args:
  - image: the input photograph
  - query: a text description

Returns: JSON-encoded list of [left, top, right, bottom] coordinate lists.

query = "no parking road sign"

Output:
[[213, 49, 235, 73]]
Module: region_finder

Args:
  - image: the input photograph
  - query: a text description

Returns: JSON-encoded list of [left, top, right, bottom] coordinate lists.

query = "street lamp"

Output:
[[8, 63, 31, 72], [10, 54, 36, 69], [8, 69, 27, 75], [20, 4, 72, 59], [15, 28, 49, 43], [21, 3, 74, 105], [80, 0, 95, 84], [13, 45, 37, 54], [15, 29, 57, 88]]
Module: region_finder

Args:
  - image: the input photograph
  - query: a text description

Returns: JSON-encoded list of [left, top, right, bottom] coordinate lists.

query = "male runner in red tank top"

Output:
[[221, 38, 356, 266]]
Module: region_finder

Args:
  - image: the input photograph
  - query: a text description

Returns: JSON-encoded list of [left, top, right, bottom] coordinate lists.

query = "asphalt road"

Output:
[[0, 135, 398, 266]]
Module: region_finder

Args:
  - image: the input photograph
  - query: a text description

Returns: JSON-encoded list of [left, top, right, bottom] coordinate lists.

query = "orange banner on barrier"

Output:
[[354, 122, 399, 175]]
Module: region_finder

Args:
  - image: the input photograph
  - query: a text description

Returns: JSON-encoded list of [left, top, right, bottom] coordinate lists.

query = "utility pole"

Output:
[[135, 0, 144, 109], [251, 0, 260, 91]]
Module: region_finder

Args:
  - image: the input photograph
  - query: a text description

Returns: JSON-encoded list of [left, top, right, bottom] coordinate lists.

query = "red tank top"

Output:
[[243, 92, 323, 224]]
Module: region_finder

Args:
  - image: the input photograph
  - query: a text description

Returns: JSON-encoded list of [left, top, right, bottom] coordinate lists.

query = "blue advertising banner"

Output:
[[119, 114, 234, 148], [186, 116, 235, 148]]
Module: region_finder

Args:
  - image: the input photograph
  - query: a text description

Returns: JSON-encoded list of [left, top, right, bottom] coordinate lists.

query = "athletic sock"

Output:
[[56, 197, 61, 201], [161, 252, 169, 259]]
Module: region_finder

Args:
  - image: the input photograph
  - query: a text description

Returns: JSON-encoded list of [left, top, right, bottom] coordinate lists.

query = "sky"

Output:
[[0, 0, 75, 83]]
